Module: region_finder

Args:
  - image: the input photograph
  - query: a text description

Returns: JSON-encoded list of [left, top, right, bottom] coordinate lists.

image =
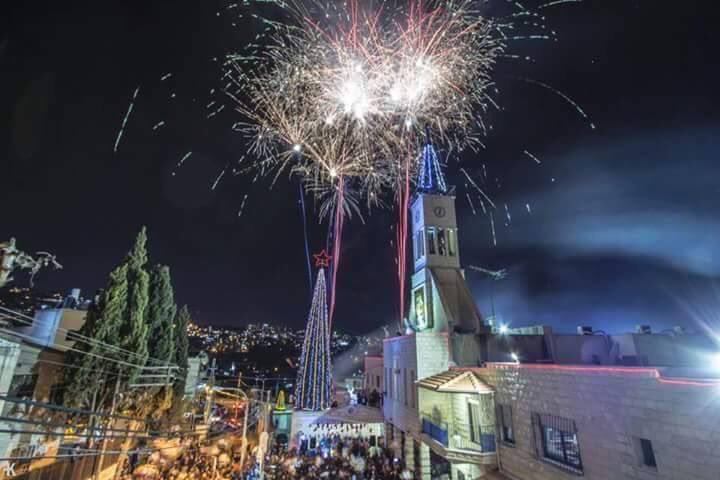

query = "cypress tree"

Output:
[[119, 227, 150, 383], [168, 305, 191, 420], [175, 305, 190, 371], [62, 228, 151, 407], [146, 265, 177, 364], [63, 263, 129, 406]]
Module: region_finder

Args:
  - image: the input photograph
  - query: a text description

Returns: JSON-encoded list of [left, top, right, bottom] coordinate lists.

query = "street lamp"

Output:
[[215, 387, 250, 474]]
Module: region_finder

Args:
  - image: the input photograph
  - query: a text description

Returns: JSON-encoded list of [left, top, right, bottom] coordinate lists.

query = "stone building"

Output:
[[378, 140, 720, 479]]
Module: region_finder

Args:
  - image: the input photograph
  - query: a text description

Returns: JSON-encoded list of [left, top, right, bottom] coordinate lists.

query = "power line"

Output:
[[0, 395, 138, 422], [0, 415, 204, 439], [0, 327, 175, 374], [0, 307, 176, 367]]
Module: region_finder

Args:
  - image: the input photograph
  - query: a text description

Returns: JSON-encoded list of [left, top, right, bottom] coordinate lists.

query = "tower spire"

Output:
[[417, 127, 447, 194]]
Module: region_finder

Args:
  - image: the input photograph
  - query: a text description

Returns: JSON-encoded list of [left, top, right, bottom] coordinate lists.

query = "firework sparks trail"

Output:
[[114, 87, 140, 153], [298, 182, 313, 294], [489, 211, 497, 246], [523, 149, 542, 164], [538, 0, 583, 9], [460, 167, 496, 209], [172, 151, 193, 176], [466, 191, 478, 215], [521, 77, 596, 129], [211, 166, 227, 191], [238, 194, 249, 217]]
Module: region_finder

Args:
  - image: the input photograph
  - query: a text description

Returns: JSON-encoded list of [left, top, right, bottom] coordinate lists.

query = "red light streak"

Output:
[[328, 179, 345, 330], [479, 363, 720, 388], [396, 154, 411, 332]]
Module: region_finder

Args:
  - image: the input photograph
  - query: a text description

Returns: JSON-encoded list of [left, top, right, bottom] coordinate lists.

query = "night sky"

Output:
[[2, 1, 719, 335]]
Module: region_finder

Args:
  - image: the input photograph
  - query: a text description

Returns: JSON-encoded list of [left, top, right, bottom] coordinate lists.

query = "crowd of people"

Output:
[[353, 389, 382, 408], [121, 438, 245, 480], [250, 435, 413, 480]]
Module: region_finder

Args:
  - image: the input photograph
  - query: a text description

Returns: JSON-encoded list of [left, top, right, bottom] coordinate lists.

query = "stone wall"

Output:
[[474, 364, 720, 480], [383, 335, 419, 435]]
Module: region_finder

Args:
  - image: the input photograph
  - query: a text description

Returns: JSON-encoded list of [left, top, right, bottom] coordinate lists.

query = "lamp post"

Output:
[[215, 387, 249, 475]]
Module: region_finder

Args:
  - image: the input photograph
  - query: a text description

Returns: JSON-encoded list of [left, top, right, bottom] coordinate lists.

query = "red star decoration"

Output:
[[313, 250, 332, 268]]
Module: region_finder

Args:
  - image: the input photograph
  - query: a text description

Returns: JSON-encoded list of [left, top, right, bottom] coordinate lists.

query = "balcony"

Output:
[[451, 426, 496, 453], [422, 417, 448, 447]]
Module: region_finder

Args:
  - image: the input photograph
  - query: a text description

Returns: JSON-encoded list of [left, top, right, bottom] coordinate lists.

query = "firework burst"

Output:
[[228, 0, 505, 213]]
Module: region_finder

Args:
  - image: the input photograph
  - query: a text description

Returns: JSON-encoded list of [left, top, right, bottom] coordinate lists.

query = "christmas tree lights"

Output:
[[294, 251, 333, 411]]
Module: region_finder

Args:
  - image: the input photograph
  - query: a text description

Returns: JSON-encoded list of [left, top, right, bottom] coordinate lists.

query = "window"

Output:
[[389, 368, 394, 399], [448, 229, 456, 256], [468, 401, 481, 444], [376, 375, 380, 389], [9, 374, 38, 399], [498, 404, 515, 444], [413, 287, 427, 329], [437, 228, 447, 255], [415, 230, 425, 260], [635, 437, 657, 468], [410, 370, 416, 408], [403, 369, 408, 406], [426, 228, 436, 255], [392, 362, 399, 401], [532, 413, 583, 473]]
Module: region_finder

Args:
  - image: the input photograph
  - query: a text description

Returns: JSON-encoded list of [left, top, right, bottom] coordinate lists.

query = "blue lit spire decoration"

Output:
[[417, 127, 448, 194], [294, 250, 333, 411]]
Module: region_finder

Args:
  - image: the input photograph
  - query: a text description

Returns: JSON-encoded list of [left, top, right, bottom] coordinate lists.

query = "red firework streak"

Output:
[[397, 156, 412, 332], [328, 178, 345, 330]]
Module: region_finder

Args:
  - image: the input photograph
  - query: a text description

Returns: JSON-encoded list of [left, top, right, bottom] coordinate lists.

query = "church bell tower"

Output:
[[408, 140, 483, 335]]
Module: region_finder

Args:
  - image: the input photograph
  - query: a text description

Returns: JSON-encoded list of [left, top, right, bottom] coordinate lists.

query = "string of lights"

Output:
[[294, 255, 332, 411]]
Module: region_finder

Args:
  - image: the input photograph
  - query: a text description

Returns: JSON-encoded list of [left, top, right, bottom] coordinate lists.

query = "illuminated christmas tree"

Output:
[[294, 251, 333, 411], [275, 390, 286, 411]]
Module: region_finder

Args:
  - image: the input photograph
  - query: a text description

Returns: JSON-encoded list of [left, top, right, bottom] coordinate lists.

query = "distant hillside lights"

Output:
[[186, 322, 359, 354]]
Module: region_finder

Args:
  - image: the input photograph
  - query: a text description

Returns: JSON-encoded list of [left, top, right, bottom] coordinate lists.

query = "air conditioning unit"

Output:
[[635, 325, 652, 334], [577, 326, 593, 336]]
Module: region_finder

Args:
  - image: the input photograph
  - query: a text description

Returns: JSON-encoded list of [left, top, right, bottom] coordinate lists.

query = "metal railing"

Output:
[[451, 425, 497, 453], [422, 417, 448, 447]]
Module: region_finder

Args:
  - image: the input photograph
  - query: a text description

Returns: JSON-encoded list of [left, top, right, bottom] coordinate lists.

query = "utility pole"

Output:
[[204, 358, 217, 425], [235, 372, 243, 422]]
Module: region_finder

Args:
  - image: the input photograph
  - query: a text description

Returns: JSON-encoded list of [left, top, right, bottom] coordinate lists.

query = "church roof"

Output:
[[417, 369, 493, 394]]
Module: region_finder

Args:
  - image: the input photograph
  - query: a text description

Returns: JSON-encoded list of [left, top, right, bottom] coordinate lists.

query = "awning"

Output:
[[417, 369, 493, 394]]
